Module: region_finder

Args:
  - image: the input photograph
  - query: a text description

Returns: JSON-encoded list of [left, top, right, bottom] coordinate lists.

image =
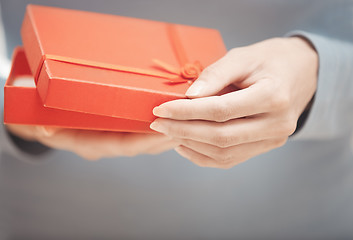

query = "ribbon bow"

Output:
[[152, 59, 203, 83]]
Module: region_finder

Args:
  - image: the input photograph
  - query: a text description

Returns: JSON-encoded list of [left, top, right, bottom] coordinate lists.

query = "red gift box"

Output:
[[4, 48, 152, 132], [4, 4, 227, 132]]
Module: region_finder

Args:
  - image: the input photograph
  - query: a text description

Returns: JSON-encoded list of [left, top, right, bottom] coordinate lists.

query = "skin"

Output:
[[6, 124, 178, 160], [151, 37, 319, 169]]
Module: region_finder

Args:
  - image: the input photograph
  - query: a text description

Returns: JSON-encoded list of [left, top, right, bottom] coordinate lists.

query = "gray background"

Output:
[[1, 0, 353, 239]]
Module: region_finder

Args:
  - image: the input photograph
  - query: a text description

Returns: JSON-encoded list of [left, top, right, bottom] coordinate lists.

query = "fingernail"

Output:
[[153, 106, 171, 118], [150, 121, 166, 133], [185, 81, 206, 97]]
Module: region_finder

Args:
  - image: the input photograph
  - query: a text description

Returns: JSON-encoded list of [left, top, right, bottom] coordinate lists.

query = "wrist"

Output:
[[287, 36, 318, 135], [5, 124, 38, 141], [5, 128, 52, 155], [5, 124, 52, 155], [288, 36, 318, 63], [289, 36, 318, 108]]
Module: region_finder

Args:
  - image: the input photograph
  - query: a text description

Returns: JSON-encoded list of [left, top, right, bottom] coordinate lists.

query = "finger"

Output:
[[150, 116, 292, 148], [112, 132, 173, 156], [174, 137, 287, 164], [5, 124, 45, 141], [154, 80, 273, 122], [36, 128, 83, 151], [145, 139, 179, 155], [174, 145, 236, 169], [38, 129, 171, 158], [185, 48, 254, 98], [36, 129, 101, 159]]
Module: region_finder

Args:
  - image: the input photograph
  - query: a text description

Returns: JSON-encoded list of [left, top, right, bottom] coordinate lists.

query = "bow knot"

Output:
[[152, 59, 203, 83], [180, 61, 203, 80]]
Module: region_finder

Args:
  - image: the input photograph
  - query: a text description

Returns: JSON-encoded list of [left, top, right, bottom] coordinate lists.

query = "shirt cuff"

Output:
[[285, 30, 353, 140]]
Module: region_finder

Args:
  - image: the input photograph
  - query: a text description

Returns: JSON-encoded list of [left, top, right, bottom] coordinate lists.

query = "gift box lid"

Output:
[[21, 4, 227, 122], [4, 47, 153, 133]]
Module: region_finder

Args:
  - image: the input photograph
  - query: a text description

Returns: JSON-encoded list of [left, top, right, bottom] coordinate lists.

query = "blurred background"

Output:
[[1, 1, 353, 239], [1, 0, 345, 56]]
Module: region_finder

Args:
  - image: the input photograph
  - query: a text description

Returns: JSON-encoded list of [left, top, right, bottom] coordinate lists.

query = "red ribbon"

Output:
[[34, 23, 203, 84]]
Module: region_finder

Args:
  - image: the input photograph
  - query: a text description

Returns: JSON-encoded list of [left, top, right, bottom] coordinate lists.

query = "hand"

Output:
[[6, 124, 177, 160], [150, 37, 318, 169]]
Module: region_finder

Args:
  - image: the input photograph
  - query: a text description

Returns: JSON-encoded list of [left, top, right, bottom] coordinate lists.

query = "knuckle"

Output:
[[211, 146, 227, 159], [274, 137, 288, 148], [210, 101, 232, 122], [223, 156, 236, 164], [211, 129, 235, 148], [287, 122, 297, 136], [174, 126, 190, 138], [159, 123, 188, 138], [277, 118, 297, 136], [269, 93, 290, 110], [214, 154, 229, 164], [212, 148, 235, 163]]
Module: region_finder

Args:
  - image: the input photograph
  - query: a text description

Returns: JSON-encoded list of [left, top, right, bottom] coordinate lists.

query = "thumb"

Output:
[[185, 49, 248, 98]]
